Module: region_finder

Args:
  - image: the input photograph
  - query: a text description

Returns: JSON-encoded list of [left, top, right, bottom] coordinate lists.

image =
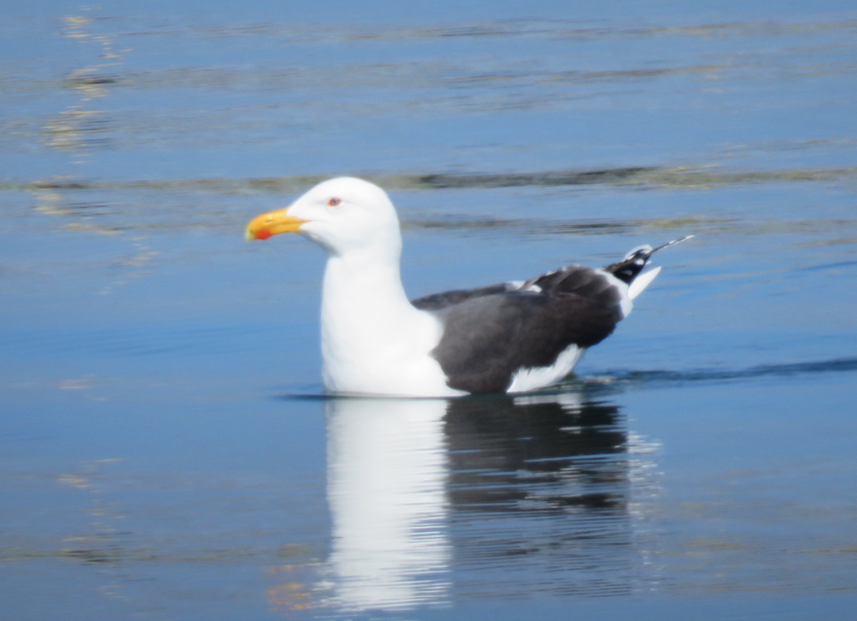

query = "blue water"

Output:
[[1, 1, 856, 619]]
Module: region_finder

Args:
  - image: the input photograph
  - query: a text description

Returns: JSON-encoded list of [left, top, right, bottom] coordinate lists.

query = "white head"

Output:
[[246, 177, 402, 258]]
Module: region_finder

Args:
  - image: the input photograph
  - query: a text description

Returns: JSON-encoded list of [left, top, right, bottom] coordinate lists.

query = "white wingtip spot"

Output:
[[629, 266, 661, 300], [624, 244, 653, 260]]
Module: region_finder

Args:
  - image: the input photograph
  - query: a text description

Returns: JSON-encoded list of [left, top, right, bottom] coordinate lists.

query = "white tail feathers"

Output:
[[625, 235, 693, 299], [628, 266, 661, 300]]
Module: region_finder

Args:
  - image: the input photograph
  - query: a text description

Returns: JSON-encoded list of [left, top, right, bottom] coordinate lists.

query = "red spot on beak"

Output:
[[256, 229, 272, 240]]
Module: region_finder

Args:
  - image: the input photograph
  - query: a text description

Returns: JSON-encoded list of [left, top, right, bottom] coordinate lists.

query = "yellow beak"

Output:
[[245, 207, 307, 241]]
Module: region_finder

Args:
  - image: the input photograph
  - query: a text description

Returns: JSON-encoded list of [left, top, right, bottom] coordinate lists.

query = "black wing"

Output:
[[412, 266, 625, 394], [412, 236, 692, 394], [410, 283, 513, 311]]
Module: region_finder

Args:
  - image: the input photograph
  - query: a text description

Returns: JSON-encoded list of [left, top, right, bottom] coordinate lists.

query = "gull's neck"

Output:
[[320, 246, 449, 396], [322, 246, 416, 331]]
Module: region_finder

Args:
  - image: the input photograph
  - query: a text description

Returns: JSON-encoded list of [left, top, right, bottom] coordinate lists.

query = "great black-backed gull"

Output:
[[246, 177, 690, 397]]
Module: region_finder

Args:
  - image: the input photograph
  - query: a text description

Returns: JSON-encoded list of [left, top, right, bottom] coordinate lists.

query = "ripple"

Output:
[[4, 165, 856, 194], [581, 356, 857, 392]]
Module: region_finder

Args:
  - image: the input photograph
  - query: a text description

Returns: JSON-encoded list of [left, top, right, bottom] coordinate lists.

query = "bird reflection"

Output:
[[324, 392, 651, 611], [445, 393, 627, 514], [325, 398, 450, 611]]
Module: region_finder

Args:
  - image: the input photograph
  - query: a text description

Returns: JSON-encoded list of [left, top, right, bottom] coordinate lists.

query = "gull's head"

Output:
[[245, 177, 401, 257]]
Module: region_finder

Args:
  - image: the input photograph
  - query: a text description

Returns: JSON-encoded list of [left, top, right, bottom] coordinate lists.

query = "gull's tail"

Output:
[[604, 235, 694, 300]]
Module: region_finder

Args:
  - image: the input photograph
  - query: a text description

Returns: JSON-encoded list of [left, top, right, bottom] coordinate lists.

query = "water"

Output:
[[2, 1, 857, 619]]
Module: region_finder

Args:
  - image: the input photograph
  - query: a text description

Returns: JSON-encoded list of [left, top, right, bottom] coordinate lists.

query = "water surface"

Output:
[[1, 1, 856, 619]]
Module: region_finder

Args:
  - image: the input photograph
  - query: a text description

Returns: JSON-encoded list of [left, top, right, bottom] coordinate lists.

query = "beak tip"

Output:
[[245, 228, 272, 241]]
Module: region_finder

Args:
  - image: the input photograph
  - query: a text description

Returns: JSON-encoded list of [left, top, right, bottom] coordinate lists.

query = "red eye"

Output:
[[328, 197, 341, 207]]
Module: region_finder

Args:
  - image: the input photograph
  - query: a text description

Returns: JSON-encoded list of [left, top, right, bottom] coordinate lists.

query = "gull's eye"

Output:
[[328, 197, 342, 207]]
